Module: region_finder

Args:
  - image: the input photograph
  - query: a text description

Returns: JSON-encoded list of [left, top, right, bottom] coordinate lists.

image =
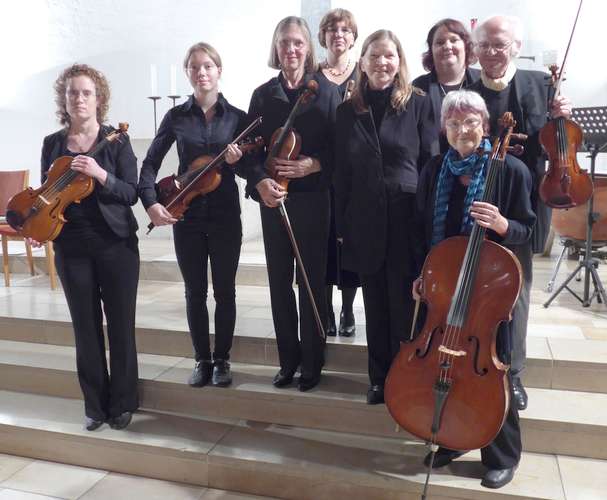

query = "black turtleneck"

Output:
[[367, 85, 392, 131]]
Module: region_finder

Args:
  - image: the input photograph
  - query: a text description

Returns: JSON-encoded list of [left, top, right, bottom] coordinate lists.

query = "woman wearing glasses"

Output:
[[40, 64, 140, 431]]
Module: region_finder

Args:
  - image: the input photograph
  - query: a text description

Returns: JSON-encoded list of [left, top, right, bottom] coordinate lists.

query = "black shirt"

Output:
[[138, 93, 248, 215], [445, 179, 468, 238], [480, 83, 514, 136], [367, 86, 392, 132]]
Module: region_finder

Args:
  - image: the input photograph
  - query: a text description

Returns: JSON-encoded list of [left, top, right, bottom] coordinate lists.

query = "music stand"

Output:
[[544, 106, 607, 308]]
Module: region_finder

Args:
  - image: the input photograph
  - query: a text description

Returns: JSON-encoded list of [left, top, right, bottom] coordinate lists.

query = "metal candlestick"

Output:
[[147, 96, 161, 134], [168, 95, 181, 107]]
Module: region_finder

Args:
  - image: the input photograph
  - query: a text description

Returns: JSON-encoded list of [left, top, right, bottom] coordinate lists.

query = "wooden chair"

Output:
[[0, 170, 57, 289]]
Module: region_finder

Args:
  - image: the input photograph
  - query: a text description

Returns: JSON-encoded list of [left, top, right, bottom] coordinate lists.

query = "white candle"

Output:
[[170, 65, 177, 95], [150, 64, 158, 96]]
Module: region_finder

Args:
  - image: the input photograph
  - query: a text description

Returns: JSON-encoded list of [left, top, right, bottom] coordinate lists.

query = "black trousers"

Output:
[[54, 235, 139, 421], [510, 243, 533, 376], [173, 209, 242, 362], [260, 191, 329, 379]]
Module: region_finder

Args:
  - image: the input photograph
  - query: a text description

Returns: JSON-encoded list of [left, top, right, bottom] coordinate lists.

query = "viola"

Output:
[[385, 113, 525, 463], [539, 1, 593, 209], [147, 117, 264, 233], [6, 123, 129, 243]]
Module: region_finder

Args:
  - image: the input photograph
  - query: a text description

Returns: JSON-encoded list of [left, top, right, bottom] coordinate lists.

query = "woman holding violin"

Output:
[[334, 30, 436, 405], [412, 18, 480, 152], [413, 90, 535, 489], [316, 8, 361, 338], [245, 16, 340, 391], [138, 42, 247, 389], [40, 64, 140, 431]]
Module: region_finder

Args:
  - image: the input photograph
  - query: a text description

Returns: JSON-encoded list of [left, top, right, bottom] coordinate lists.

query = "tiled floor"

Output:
[[0, 453, 274, 500]]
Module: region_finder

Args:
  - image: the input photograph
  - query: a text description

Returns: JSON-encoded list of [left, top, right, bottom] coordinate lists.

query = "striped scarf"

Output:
[[431, 139, 492, 246]]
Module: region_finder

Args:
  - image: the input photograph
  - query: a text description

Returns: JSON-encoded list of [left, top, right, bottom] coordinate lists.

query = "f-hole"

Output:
[[416, 326, 442, 359], [467, 336, 488, 376]]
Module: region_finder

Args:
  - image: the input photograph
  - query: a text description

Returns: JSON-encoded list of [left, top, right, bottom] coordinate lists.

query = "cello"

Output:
[[539, 0, 592, 209], [147, 117, 264, 233], [6, 123, 129, 243], [384, 113, 525, 499]]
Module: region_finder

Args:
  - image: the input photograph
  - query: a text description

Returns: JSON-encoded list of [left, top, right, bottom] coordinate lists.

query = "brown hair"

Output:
[[268, 16, 317, 73], [351, 30, 417, 113], [183, 42, 222, 70], [317, 8, 358, 48], [422, 18, 476, 72], [54, 64, 110, 126]]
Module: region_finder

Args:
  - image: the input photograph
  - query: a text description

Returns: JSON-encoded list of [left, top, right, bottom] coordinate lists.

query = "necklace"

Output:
[[438, 78, 465, 97], [323, 58, 351, 77]]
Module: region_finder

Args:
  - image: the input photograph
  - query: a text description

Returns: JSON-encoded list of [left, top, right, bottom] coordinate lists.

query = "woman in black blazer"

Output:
[[246, 16, 340, 392], [334, 30, 436, 404], [40, 64, 139, 431]]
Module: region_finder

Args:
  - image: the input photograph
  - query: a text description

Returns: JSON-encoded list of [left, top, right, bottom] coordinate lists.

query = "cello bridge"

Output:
[[438, 345, 467, 357]]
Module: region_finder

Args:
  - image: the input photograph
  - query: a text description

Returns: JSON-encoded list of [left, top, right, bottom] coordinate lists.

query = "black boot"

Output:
[[512, 376, 528, 410], [326, 286, 336, 336]]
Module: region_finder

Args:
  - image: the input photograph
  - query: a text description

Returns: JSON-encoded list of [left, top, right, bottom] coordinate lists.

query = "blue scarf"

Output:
[[431, 139, 492, 246]]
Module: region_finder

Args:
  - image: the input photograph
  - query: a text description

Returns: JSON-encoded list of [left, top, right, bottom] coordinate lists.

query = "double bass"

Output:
[[384, 113, 525, 498], [539, 0, 592, 209], [6, 123, 129, 243]]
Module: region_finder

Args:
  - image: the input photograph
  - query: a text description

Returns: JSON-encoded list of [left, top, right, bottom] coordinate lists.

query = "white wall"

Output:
[[1, 0, 606, 239]]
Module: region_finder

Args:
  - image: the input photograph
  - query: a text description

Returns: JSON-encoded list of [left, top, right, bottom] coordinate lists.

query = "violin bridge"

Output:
[[37, 195, 50, 206], [438, 345, 467, 357]]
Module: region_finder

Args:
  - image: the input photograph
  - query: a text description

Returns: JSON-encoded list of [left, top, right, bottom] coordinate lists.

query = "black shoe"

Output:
[[212, 359, 232, 387], [423, 448, 465, 468], [109, 411, 132, 430], [338, 310, 355, 337], [481, 466, 516, 489], [85, 416, 104, 431], [298, 374, 321, 392], [327, 311, 337, 337], [366, 385, 384, 405], [272, 369, 295, 388], [188, 360, 213, 387], [512, 376, 528, 411]]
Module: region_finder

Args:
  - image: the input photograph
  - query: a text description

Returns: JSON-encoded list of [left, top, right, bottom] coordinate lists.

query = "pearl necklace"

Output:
[[323, 59, 351, 77]]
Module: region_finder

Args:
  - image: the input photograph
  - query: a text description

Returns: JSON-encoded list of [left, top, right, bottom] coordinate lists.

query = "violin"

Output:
[[385, 113, 525, 460], [539, 1, 592, 209], [6, 123, 129, 243], [265, 79, 318, 190], [147, 117, 264, 233]]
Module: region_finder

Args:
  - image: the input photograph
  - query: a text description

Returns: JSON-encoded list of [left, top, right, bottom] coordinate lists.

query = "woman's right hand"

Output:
[[26, 237, 43, 249], [146, 203, 178, 226], [256, 178, 286, 208], [412, 277, 423, 300]]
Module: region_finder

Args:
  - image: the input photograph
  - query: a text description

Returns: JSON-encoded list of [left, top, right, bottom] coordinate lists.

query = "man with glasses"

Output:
[[470, 16, 572, 413]]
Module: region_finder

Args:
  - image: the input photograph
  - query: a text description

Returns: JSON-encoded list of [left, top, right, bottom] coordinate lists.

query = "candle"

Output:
[[150, 64, 158, 96], [170, 65, 177, 95]]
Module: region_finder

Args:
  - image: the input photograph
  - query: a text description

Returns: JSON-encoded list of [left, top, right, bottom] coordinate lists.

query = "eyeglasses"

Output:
[[445, 117, 482, 131], [66, 89, 96, 100], [477, 41, 513, 54], [327, 27, 353, 36]]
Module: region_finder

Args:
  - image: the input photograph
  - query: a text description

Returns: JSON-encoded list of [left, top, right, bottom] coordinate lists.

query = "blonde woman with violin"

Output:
[[138, 42, 247, 389], [40, 64, 140, 431]]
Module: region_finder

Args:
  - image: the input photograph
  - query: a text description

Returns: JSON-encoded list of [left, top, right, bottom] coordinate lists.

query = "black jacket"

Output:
[[244, 73, 341, 199], [470, 69, 551, 252], [41, 125, 138, 239], [414, 152, 536, 270], [138, 94, 248, 215], [334, 91, 437, 275]]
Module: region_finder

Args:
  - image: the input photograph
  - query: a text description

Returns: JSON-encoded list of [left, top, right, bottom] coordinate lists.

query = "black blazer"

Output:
[[41, 126, 139, 238], [412, 68, 481, 152], [334, 91, 437, 275], [244, 73, 341, 199], [414, 152, 536, 271]]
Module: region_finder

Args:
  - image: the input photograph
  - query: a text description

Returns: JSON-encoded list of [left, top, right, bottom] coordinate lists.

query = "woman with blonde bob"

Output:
[[334, 30, 436, 404]]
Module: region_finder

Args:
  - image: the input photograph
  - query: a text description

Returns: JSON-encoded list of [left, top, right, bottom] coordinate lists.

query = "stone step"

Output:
[[1, 311, 606, 395], [0, 388, 602, 500], [0, 340, 605, 461]]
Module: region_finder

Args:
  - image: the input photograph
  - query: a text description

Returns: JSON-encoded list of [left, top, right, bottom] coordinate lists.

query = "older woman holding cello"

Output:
[[138, 42, 247, 389], [407, 90, 535, 489], [39, 64, 140, 431], [334, 29, 436, 405], [245, 16, 340, 391]]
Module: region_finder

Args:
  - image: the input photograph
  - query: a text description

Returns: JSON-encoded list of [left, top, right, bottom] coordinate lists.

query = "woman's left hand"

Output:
[[470, 201, 509, 236], [273, 155, 320, 178], [70, 155, 107, 184], [225, 143, 243, 165]]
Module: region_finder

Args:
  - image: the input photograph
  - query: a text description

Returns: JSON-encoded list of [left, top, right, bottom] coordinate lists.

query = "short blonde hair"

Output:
[[268, 16, 317, 73]]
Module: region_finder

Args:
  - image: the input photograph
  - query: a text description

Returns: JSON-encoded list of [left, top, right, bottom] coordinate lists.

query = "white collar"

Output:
[[480, 62, 517, 91]]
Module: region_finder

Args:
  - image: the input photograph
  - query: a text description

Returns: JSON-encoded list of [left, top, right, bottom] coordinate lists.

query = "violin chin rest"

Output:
[[5, 210, 25, 231]]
